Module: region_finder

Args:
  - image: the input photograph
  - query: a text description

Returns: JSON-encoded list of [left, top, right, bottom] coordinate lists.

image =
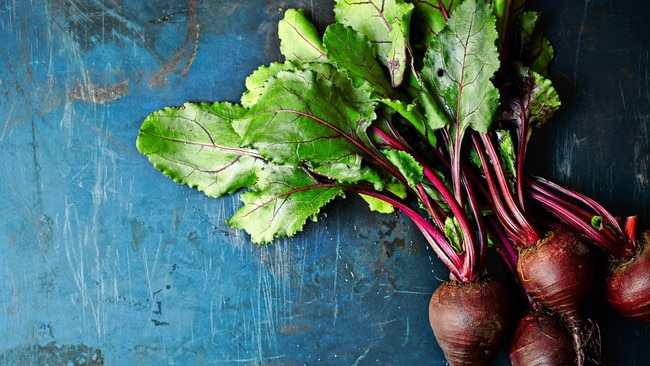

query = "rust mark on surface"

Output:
[[150, 319, 170, 327], [37, 214, 54, 243], [148, 0, 200, 88], [130, 219, 146, 251], [0, 342, 104, 365], [68, 78, 130, 104], [147, 8, 190, 25]]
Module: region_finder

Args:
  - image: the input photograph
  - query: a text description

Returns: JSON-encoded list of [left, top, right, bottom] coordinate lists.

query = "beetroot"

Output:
[[527, 177, 650, 323], [605, 230, 650, 322], [428, 278, 511, 366], [517, 230, 595, 365], [509, 311, 575, 366]]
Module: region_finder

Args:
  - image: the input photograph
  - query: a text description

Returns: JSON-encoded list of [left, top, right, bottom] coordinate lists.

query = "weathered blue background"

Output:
[[0, 0, 648, 365]]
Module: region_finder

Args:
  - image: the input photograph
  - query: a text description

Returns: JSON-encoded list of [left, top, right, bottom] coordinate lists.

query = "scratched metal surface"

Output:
[[0, 0, 648, 365]]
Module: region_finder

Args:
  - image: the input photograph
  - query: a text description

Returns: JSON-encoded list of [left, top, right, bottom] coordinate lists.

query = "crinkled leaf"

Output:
[[228, 165, 344, 244], [407, 71, 450, 133], [591, 215, 604, 230], [334, 0, 414, 87], [241, 60, 366, 108], [305, 60, 377, 103], [421, 0, 500, 134], [136, 102, 261, 197], [501, 65, 561, 141], [241, 62, 291, 107], [278, 9, 328, 64], [234, 69, 379, 185], [323, 23, 396, 99], [444, 216, 463, 252], [383, 148, 423, 188]]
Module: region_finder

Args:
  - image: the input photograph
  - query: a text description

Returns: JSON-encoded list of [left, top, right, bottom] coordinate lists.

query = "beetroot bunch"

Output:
[[137, 0, 649, 364]]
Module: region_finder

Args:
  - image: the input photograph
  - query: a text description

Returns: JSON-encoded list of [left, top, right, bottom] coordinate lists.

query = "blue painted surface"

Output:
[[0, 0, 648, 365]]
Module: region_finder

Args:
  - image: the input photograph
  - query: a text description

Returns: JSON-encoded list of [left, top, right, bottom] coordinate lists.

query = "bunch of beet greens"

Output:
[[136, 0, 650, 365]]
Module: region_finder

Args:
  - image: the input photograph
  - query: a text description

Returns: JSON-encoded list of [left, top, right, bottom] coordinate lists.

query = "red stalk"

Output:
[[525, 175, 636, 259], [371, 124, 485, 281]]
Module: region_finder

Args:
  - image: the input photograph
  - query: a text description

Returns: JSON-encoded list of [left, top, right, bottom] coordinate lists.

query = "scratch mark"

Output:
[[254, 271, 264, 362], [209, 355, 287, 364], [352, 347, 371, 366], [0, 103, 16, 143], [333, 217, 341, 325], [62, 198, 104, 337], [393, 290, 430, 295], [573, 0, 590, 83], [401, 317, 410, 348], [143, 246, 154, 307], [644, 51, 650, 103], [371, 318, 398, 327], [619, 81, 627, 110], [633, 137, 648, 201]]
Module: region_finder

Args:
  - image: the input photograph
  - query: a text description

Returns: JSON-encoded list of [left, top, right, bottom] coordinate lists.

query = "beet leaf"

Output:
[[334, 0, 414, 87], [227, 164, 344, 243], [420, 0, 500, 199], [136, 102, 259, 197], [278, 9, 328, 64]]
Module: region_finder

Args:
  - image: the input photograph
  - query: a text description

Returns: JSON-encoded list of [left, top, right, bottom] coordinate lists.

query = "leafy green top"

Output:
[[136, 0, 560, 281]]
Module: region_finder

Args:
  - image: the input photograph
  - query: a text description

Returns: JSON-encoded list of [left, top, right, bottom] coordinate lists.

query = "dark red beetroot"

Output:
[[517, 230, 595, 366], [428, 278, 511, 366], [526, 177, 650, 322], [605, 230, 650, 322], [509, 311, 575, 366]]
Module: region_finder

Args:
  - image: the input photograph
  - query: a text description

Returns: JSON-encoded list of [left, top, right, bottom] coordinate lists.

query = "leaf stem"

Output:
[[370, 123, 484, 280], [526, 176, 636, 258], [472, 132, 539, 247]]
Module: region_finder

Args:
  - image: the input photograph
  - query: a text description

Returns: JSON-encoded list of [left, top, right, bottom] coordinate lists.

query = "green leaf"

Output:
[[228, 165, 344, 243], [278, 9, 328, 64], [495, 129, 516, 189], [411, 74, 450, 132], [421, 0, 500, 134], [359, 181, 407, 213], [380, 97, 438, 145], [359, 194, 396, 214], [242, 60, 368, 111], [591, 215, 604, 230], [521, 68, 560, 129], [334, 0, 414, 87], [323, 23, 396, 99], [234, 69, 378, 184], [323, 24, 438, 147], [136, 102, 261, 197]]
